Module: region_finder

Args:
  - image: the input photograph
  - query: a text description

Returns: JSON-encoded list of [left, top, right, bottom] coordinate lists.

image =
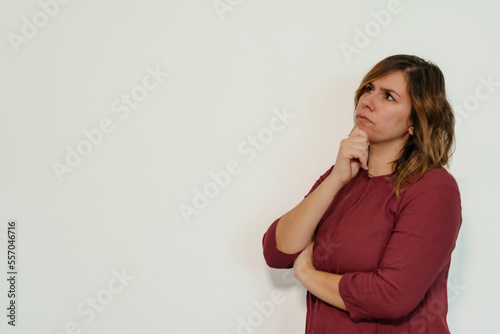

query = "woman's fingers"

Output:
[[332, 126, 370, 185], [339, 139, 369, 170], [349, 126, 368, 139], [347, 127, 369, 170]]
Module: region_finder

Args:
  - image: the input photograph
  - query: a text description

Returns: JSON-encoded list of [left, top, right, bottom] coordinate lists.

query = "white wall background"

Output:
[[0, 0, 499, 333]]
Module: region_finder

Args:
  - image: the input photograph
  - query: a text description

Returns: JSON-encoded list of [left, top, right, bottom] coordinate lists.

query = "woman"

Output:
[[262, 54, 462, 333]]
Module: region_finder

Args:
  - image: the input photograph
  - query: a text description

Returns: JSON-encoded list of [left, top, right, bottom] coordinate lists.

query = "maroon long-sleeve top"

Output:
[[263, 166, 462, 333]]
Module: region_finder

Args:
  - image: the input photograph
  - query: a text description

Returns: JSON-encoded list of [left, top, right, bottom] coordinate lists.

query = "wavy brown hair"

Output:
[[354, 55, 455, 196]]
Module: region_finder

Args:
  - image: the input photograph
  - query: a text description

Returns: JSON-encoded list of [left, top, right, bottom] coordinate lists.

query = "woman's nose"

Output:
[[361, 93, 375, 111]]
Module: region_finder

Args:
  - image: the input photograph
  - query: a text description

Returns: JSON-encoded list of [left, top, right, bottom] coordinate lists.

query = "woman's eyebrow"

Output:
[[370, 82, 401, 98]]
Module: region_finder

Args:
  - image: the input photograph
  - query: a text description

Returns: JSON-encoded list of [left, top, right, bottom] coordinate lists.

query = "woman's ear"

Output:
[[408, 125, 414, 136]]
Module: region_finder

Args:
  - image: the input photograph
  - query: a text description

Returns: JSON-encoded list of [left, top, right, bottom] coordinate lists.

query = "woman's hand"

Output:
[[293, 241, 315, 282], [330, 126, 370, 186], [293, 240, 347, 311]]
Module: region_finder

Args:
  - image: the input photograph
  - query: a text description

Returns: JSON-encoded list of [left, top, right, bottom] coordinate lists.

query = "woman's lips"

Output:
[[356, 114, 372, 123]]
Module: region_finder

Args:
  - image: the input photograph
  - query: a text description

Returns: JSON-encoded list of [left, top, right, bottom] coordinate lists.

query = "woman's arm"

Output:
[[275, 127, 370, 254], [275, 173, 344, 254]]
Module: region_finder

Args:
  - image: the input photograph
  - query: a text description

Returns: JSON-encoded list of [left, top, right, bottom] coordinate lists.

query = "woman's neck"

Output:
[[367, 142, 404, 177]]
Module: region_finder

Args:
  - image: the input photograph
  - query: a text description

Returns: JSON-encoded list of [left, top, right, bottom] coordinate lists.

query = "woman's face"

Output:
[[354, 71, 413, 147]]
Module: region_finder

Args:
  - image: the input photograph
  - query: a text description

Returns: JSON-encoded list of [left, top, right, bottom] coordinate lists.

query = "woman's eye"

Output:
[[386, 94, 394, 101], [365, 85, 373, 93]]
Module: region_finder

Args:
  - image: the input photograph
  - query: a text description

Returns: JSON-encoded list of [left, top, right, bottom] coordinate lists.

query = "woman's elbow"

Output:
[[262, 250, 295, 269]]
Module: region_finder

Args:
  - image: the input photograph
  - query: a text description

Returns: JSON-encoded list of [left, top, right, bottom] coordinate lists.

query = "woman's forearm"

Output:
[[275, 173, 344, 254]]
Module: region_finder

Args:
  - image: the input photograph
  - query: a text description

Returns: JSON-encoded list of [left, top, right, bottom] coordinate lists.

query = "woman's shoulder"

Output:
[[419, 167, 457, 184], [403, 167, 460, 199]]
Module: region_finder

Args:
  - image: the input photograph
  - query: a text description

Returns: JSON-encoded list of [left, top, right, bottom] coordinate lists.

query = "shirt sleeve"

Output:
[[338, 170, 462, 321], [262, 165, 335, 269]]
